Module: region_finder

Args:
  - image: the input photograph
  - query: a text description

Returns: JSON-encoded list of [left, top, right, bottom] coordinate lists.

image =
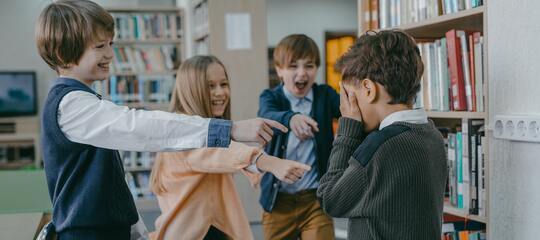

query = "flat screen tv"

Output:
[[0, 72, 37, 117]]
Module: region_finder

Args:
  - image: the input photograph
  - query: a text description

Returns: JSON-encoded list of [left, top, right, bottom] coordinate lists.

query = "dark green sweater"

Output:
[[317, 117, 447, 240]]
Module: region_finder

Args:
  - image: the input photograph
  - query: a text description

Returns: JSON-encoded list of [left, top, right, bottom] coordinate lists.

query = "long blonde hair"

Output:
[[150, 55, 231, 194], [169, 55, 231, 119]]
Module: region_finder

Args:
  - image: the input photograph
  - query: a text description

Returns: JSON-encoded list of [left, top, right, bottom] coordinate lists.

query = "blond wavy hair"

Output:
[[150, 55, 230, 194]]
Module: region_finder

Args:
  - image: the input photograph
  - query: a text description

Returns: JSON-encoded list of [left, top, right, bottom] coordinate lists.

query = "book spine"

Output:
[[445, 29, 467, 111]]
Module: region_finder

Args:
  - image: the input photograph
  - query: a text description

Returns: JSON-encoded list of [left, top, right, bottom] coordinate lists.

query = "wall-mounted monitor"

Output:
[[0, 71, 37, 117]]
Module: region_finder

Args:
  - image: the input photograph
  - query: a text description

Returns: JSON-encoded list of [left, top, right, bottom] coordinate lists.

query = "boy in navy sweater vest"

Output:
[[317, 30, 448, 239], [35, 1, 289, 239]]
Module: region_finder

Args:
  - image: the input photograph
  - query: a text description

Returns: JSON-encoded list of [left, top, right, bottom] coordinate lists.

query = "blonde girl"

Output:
[[150, 55, 309, 240]]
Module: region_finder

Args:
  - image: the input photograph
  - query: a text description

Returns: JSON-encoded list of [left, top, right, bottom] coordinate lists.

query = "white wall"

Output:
[[266, 0, 358, 84], [488, 1, 540, 239]]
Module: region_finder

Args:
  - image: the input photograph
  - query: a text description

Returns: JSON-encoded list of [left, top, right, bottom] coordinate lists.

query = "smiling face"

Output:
[[206, 63, 230, 118], [277, 58, 318, 98], [61, 35, 114, 86]]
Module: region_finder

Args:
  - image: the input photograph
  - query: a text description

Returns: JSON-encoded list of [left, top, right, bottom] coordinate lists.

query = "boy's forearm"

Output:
[[327, 117, 364, 171], [258, 110, 296, 127], [318, 117, 366, 216], [258, 91, 295, 128]]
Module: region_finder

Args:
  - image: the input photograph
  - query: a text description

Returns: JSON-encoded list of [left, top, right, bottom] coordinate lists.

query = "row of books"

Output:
[[442, 231, 486, 240], [111, 46, 179, 73], [126, 171, 154, 199], [194, 37, 210, 55], [121, 151, 155, 170], [441, 0, 483, 15], [193, 0, 209, 36], [444, 119, 486, 216], [362, 0, 483, 30], [0, 144, 34, 163], [121, 151, 155, 199], [111, 13, 183, 41], [415, 30, 484, 112], [442, 218, 486, 240], [92, 75, 174, 105]]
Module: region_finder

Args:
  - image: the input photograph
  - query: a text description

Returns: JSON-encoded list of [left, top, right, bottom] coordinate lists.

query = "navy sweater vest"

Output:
[[41, 78, 137, 233]]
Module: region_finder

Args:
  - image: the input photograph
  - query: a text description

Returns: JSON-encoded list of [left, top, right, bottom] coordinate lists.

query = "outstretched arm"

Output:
[[158, 142, 310, 185], [258, 89, 296, 129], [58, 91, 287, 152]]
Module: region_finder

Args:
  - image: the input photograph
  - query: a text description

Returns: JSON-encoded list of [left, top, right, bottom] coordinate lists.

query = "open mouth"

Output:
[[295, 81, 308, 90], [97, 62, 110, 71]]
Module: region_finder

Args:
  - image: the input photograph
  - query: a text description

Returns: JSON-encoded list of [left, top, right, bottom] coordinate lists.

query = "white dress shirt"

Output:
[[58, 90, 210, 152], [58, 90, 263, 172], [379, 109, 429, 130]]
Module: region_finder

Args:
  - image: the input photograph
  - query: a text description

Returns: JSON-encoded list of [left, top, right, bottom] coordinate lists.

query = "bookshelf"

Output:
[[192, 0, 210, 55], [359, 0, 489, 238], [427, 111, 486, 119], [397, 6, 484, 38], [114, 39, 183, 45], [98, 6, 186, 202], [0, 117, 40, 170], [100, 6, 184, 111], [444, 202, 487, 223]]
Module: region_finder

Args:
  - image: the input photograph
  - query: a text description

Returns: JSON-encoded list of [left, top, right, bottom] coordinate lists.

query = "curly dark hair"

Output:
[[335, 30, 424, 105]]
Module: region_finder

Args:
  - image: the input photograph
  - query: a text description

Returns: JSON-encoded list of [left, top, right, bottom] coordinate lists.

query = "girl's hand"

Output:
[[257, 155, 311, 184], [339, 82, 363, 122]]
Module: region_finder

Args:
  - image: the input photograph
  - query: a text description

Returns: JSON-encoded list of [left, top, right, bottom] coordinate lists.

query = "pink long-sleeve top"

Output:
[[149, 141, 262, 240]]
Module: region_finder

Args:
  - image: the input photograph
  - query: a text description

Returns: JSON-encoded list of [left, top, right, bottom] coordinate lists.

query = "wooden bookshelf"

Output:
[[124, 166, 153, 172], [110, 71, 177, 76], [103, 6, 185, 206], [193, 31, 210, 42], [396, 6, 484, 38], [106, 6, 183, 12], [0, 118, 41, 169], [0, 133, 39, 142], [358, 0, 490, 235], [114, 39, 183, 45], [444, 203, 487, 223], [426, 111, 487, 119], [0, 160, 34, 170]]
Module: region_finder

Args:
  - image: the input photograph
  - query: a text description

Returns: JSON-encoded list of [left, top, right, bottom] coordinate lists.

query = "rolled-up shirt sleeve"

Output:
[[207, 118, 232, 148], [57, 90, 231, 152]]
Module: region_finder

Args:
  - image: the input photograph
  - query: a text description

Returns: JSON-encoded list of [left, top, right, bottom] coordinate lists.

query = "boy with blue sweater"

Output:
[[317, 30, 448, 239], [258, 34, 340, 240], [35, 1, 287, 239]]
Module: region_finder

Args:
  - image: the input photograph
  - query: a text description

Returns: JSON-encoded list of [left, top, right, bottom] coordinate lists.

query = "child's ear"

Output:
[[362, 79, 377, 103]]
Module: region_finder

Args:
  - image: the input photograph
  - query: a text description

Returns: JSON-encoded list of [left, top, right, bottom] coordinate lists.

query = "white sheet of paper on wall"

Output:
[[225, 13, 252, 50]]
